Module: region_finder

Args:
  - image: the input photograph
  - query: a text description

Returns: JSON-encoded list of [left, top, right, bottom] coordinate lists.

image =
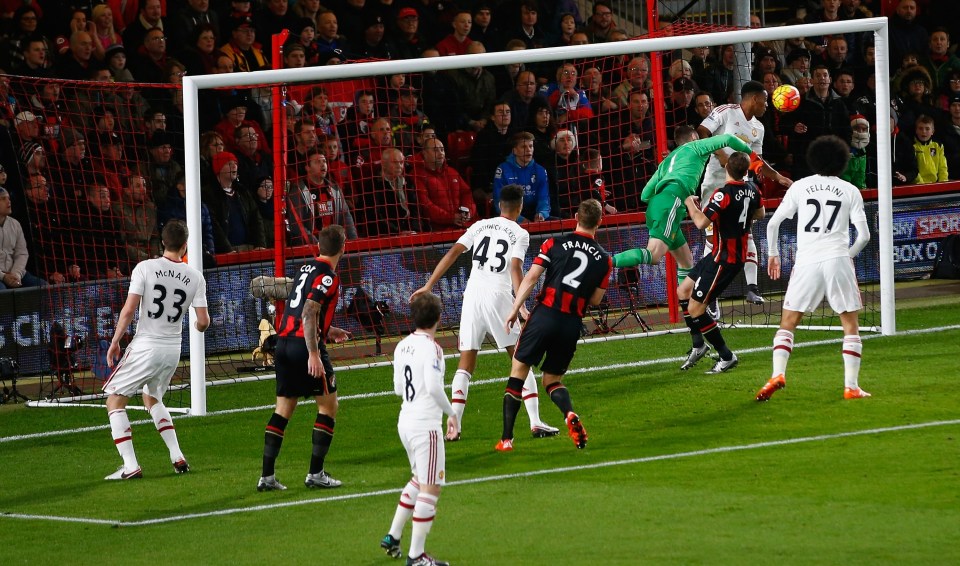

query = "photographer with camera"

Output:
[[102, 220, 209, 480]]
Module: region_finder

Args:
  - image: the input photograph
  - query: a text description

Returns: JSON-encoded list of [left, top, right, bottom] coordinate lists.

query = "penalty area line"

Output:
[[3, 418, 958, 527]]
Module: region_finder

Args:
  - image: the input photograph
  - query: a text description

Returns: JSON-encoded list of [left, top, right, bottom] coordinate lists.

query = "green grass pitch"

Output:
[[2, 291, 959, 565]]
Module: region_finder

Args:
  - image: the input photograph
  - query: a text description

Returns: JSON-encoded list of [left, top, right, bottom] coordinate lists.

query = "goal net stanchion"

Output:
[[169, 16, 893, 416]]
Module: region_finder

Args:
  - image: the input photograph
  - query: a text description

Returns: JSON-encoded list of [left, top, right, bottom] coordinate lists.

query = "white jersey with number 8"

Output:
[[394, 331, 447, 431]]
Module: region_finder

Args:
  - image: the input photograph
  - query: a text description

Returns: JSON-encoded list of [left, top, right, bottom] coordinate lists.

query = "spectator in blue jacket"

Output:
[[493, 131, 551, 222]]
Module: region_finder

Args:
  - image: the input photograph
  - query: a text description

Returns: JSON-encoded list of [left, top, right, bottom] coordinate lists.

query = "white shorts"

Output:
[[398, 424, 446, 485], [102, 341, 181, 399], [783, 256, 862, 314], [458, 288, 519, 350]]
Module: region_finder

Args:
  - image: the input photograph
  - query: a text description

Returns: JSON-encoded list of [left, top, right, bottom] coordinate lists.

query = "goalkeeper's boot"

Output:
[[257, 475, 287, 491], [680, 344, 711, 370], [746, 284, 765, 305], [172, 458, 190, 474], [706, 354, 739, 374], [531, 423, 560, 438], [844, 387, 872, 400], [494, 438, 514, 452], [565, 412, 588, 449], [706, 298, 721, 320], [380, 534, 402, 558], [756, 374, 786, 402], [406, 553, 450, 566], [105, 466, 142, 480], [305, 470, 342, 488]]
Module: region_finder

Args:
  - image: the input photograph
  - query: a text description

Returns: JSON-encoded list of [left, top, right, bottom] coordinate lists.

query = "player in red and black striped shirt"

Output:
[[258, 225, 353, 492], [497, 200, 613, 451], [678, 152, 764, 374]]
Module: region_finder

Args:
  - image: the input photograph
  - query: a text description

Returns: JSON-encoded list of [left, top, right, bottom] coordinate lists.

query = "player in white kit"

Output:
[[410, 184, 559, 440], [755, 135, 871, 402], [697, 80, 792, 307], [381, 292, 457, 566], [102, 220, 210, 479]]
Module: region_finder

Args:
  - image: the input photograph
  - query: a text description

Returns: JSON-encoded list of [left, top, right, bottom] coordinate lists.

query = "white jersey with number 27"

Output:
[[771, 174, 867, 267], [129, 257, 207, 345], [456, 216, 530, 294]]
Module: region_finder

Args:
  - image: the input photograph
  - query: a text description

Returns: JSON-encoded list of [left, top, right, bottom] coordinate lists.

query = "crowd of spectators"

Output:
[[1, 0, 959, 286]]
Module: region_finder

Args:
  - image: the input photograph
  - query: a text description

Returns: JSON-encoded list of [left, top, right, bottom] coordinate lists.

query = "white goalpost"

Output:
[[180, 17, 896, 416]]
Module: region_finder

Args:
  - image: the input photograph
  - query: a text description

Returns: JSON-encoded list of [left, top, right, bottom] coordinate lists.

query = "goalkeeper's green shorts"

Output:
[[645, 184, 688, 251]]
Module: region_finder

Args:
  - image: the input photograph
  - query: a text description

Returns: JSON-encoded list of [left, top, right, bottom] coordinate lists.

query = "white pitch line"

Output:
[[3, 323, 958, 445], [3, 418, 958, 527]]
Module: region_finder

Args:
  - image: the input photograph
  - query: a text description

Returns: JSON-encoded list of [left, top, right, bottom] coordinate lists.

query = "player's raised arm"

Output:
[[411, 243, 468, 302]]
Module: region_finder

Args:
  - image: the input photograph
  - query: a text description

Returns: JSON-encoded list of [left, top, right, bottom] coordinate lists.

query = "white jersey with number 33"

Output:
[[456, 216, 530, 293], [775, 174, 866, 267], [130, 257, 207, 345]]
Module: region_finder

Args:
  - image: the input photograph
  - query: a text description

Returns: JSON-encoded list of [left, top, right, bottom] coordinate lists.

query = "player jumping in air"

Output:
[[696, 80, 792, 308], [380, 292, 458, 566], [612, 126, 757, 301], [103, 220, 209, 479], [756, 135, 871, 401], [411, 184, 559, 440], [257, 225, 353, 491], [678, 152, 765, 373], [498, 199, 613, 451]]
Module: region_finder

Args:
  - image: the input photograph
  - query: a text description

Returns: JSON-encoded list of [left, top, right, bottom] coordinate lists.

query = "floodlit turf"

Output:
[[2, 294, 959, 565]]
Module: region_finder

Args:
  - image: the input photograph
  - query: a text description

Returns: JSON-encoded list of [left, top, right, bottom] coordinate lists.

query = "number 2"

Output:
[[561, 250, 589, 288]]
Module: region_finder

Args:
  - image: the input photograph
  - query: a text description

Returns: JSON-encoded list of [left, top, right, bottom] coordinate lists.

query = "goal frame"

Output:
[[181, 17, 896, 415]]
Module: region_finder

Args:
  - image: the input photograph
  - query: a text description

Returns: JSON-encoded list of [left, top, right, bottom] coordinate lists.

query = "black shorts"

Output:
[[689, 258, 744, 305], [513, 305, 582, 375], [275, 337, 337, 398]]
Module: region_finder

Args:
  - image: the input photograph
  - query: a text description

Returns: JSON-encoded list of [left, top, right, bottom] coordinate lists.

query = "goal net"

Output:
[[3, 15, 894, 414]]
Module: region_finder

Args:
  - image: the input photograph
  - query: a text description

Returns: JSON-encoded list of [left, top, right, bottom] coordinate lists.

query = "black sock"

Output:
[[680, 300, 704, 348], [262, 413, 289, 477], [693, 314, 733, 360], [310, 413, 335, 474], [546, 382, 574, 416], [501, 377, 525, 440]]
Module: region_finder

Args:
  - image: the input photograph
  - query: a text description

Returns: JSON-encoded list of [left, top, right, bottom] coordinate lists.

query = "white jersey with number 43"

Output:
[[129, 256, 207, 345], [394, 331, 446, 430], [699, 104, 765, 198], [456, 216, 530, 293], [773, 174, 867, 267]]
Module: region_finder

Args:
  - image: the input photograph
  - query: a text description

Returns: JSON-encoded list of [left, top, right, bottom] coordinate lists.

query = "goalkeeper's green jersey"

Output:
[[639, 134, 753, 203]]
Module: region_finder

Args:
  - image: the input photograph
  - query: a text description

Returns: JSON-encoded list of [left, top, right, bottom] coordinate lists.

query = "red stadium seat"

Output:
[[446, 130, 476, 171]]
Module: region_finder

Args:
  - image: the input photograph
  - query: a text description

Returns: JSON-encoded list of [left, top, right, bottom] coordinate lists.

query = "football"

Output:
[[771, 84, 801, 113]]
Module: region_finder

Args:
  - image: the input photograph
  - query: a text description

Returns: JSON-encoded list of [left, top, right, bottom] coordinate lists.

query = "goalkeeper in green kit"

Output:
[[612, 126, 759, 287]]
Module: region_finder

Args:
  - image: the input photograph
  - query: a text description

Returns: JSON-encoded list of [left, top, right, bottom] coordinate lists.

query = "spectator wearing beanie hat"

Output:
[[841, 114, 871, 189], [255, 0, 300, 65], [203, 150, 266, 252]]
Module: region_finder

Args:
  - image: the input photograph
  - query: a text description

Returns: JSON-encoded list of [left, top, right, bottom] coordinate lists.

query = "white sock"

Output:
[[388, 478, 420, 539], [745, 235, 759, 286], [522, 369, 542, 428], [150, 403, 185, 462], [842, 335, 863, 389], [409, 492, 438, 559], [450, 370, 470, 432], [772, 329, 794, 377], [109, 409, 139, 471]]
